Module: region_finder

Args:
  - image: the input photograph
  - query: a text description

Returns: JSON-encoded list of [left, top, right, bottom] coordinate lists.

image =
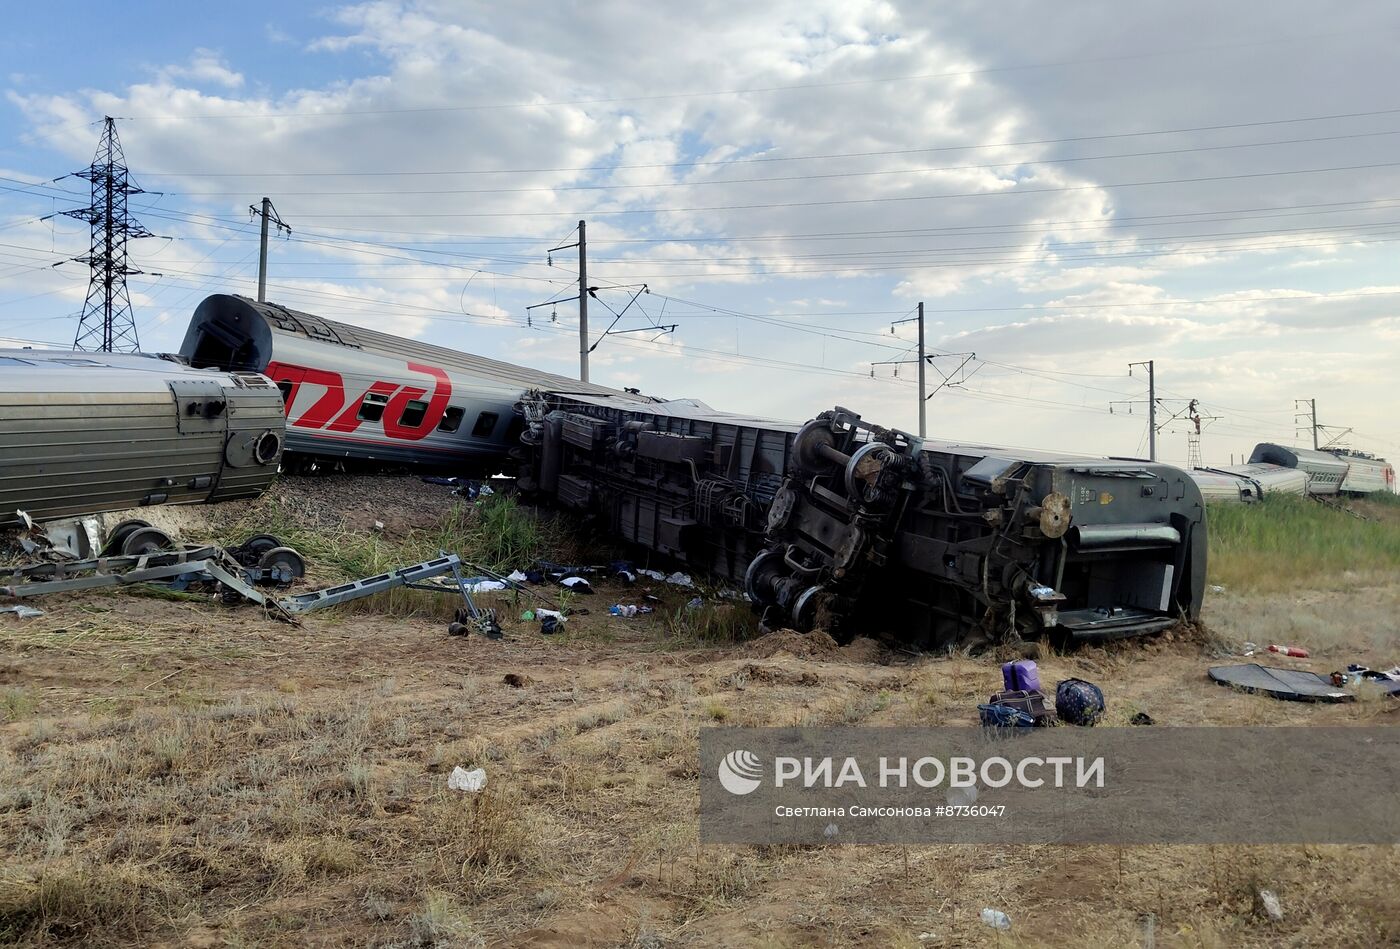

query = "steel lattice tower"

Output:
[[62, 117, 153, 352]]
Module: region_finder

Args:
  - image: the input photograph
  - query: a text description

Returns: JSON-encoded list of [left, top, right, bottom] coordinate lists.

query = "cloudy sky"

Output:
[[2, 1, 1398, 466]]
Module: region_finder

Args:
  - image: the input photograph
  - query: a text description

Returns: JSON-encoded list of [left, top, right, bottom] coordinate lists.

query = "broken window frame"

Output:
[[437, 405, 465, 433]]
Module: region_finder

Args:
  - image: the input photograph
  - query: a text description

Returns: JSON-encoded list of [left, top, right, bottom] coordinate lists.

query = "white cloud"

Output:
[[3, 0, 1399, 464], [157, 49, 245, 90]]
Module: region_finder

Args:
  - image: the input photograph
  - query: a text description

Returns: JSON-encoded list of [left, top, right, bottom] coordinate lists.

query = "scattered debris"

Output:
[[609, 604, 654, 617], [447, 622, 470, 636], [1055, 678, 1106, 726], [1335, 664, 1400, 694], [636, 568, 695, 588], [372, 520, 385, 532], [447, 766, 487, 792], [503, 673, 530, 688], [1268, 644, 1310, 658], [0, 604, 43, 618], [947, 785, 978, 807], [420, 476, 493, 500], [1242, 641, 1258, 656], [1208, 664, 1353, 703], [1257, 889, 1284, 922], [540, 615, 560, 635], [560, 576, 594, 594], [979, 908, 1011, 931], [1130, 711, 1156, 726], [461, 578, 508, 593], [520, 609, 535, 621], [1210, 584, 1226, 594], [20, 515, 102, 559], [823, 823, 839, 839]]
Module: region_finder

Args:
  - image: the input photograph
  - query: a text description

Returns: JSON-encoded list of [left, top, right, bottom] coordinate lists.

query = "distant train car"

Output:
[[1248, 444, 1349, 496], [0, 349, 283, 526], [1189, 463, 1309, 503], [1188, 468, 1258, 504], [1332, 451, 1396, 495], [179, 294, 632, 471]]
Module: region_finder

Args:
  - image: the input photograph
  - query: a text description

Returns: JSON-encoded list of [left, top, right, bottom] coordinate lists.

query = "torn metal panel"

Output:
[[0, 604, 43, 618], [2, 557, 220, 598]]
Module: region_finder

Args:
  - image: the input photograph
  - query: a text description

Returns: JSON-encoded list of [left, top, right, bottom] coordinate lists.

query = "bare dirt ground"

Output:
[[2, 481, 1398, 947]]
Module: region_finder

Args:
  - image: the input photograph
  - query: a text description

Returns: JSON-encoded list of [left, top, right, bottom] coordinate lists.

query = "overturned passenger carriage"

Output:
[[519, 391, 1207, 648], [0, 349, 284, 526], [180, 293, 625, 471]]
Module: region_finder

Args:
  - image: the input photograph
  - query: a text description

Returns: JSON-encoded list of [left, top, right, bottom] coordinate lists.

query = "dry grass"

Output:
[[2, 480, 1398, 945]]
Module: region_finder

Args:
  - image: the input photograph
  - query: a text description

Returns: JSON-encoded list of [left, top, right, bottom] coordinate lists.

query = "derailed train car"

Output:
[[180, 294, 628, 471], [519, 390, 1207, 648], [0, 349, 284, 525], [177, 294, 1206, 649], [1189, 463, 1309, 503]]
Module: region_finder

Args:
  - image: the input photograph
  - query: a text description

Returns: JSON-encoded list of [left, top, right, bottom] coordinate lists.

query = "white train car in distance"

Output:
[[1332, 450, 1396, 495], [1248, 444, 1349, 496], [1190, 463, 1309, 503]]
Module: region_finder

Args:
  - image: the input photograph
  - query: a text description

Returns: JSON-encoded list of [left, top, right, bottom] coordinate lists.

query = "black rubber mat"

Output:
[[1208, 663, 1355, 703]]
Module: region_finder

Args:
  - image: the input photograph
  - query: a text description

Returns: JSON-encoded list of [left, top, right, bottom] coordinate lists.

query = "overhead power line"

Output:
[[131, 105, 1400, 178], [275, 159, 1400, 219], [132, 127, 1400, 197]]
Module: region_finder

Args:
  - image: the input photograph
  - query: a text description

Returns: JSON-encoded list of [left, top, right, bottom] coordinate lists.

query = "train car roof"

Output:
[[1248, 442, 1351, 473], [189, 294, 646, 401], [0, 348, 253, 393]]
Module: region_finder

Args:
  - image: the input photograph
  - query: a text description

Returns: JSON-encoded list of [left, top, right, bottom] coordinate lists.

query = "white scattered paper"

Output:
[[448, 766, 487, 792]]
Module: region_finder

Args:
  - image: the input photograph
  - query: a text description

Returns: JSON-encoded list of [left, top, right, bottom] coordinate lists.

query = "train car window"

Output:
[[437, 406, 465, 433], [358, 392, 390, 422], [472, 411, 499, 438], [398, 399, 429, 427], [276, 381, 293, 405]]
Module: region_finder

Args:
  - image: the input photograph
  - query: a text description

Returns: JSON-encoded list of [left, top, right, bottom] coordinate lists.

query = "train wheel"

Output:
[[258, 546, 306, 584], [121, 527, 174, 556], [240, 534, 284, 560], [102, 518, 152, 556], [744, 549, 785, 606]]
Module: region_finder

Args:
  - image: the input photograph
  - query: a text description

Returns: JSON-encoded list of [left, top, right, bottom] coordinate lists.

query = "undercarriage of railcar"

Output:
[[516, 394, 1207, 650]]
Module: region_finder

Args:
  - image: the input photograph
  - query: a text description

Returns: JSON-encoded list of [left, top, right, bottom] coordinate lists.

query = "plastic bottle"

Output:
[[980, 908, 1011, 930]]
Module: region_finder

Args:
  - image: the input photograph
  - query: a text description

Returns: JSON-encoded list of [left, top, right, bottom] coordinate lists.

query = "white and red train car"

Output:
[[179, 294, 630, 470]]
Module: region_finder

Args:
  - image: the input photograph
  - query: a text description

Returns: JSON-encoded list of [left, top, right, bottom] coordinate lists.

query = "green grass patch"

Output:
[[212, 493, 569, 620], [1207, 494, 1400, 592], [663, 601, 759, 645]]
